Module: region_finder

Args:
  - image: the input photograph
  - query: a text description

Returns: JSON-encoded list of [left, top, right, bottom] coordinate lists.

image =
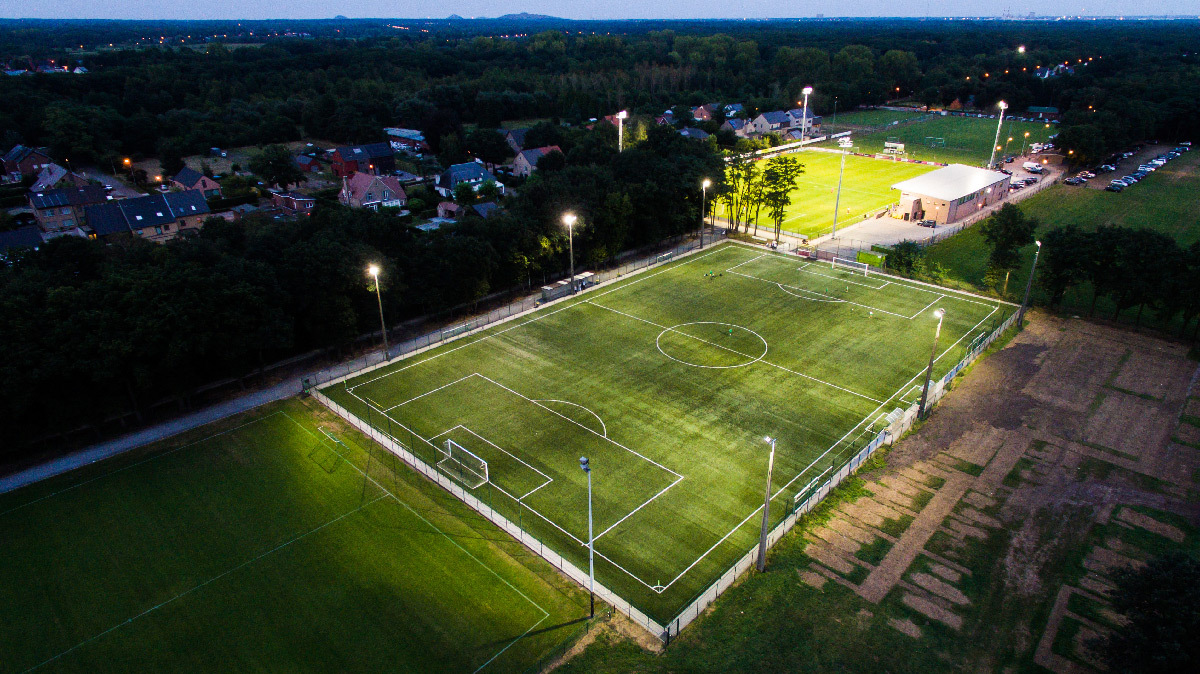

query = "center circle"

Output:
[[655, 322, 768, 369]]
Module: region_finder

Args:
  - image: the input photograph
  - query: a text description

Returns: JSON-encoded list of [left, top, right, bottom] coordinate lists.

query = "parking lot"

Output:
[[1069, 142, 1190, 191]]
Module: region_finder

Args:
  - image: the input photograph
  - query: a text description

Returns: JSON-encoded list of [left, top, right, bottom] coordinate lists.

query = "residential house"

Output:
[[85, 191, 211, 243], [721, 118, 750, 138], [751, 111, 792, 135], [28, 185, 108, 236], [505, 128, 530, 154], [339, 172, 407, 210], [435, 162, 505, 198], [470, 202, 500, 219], [691, 104, 719, 122], [1027, 106, 1061, 121], [3, 145, 53, 183], [436, 201, 462, 219], [0, 226, 44, 256], [723, 103, 745, 117], [270, 191, 315, 216], [30, 164, 89, 192], [170, 167, 223, 199], [655, 110, 676, 126], [295, 155, 322, 173], [384, 128, 431, 154], [787, 108, 821, 135], [228, 203, 260, 220], [393, 170, 423, 184], [680, 127, 711, 140], [511, 145, 562, 177], [330, 142, 395, 178]]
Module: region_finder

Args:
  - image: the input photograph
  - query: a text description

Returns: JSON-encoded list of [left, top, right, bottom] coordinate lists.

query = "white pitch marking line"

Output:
[[533, 399, 608, 438], [590, 474, 685, 543], [910, 294, 945, 319], [385, 372, 479, 411]]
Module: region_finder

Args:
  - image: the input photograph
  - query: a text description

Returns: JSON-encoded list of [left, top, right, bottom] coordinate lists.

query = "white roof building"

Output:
[[891, 164, 1011, 224]]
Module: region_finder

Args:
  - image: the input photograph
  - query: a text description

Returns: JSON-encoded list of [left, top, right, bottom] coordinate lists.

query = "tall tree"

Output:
[[761, 155, 804, 241], [248, 144, 305, 189], [980, 204, 1038, 271]]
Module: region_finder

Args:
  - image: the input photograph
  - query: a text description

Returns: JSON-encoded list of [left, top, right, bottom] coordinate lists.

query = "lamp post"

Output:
[[563, 212, 577, 293], [616, 110, 628, 152], [700, 178, 711, 248], [800, 86, 814, 141], [756, 436, 777, 572], [1021, 131, 1031, 155], [918, 309, 945, 419], [1005, 136, 1014, 156], [831, 147, 848, 237], [1018, 240, 1042, 327], [368, 264, 389, 358], [988, 100, 1008, 169], [580, 456, 595, 618]]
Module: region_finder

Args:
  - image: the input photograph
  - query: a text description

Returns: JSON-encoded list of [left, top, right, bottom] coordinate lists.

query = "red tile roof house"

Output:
[[30, 163, 90, 192], [295, 154, 322, 173], [270, 191, 316, 216], [691, 103, 719, 121], [170, 167, 223, 199], [511, 145, 562, 178], [3, 145, 54, 183], [29, 185, 109, 237], [339, 172, 407, 210], [436, 201, 462, 219], [330, 142, 396, 178]]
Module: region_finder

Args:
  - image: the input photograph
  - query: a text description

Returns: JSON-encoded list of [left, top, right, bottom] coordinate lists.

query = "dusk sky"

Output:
[[0, 1, 1196, 20]]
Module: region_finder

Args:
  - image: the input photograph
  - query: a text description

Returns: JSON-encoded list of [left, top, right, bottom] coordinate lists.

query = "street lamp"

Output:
[[1005, 136, 1014, 155], [367, 264, 389, 357], [616, 110, 628, 152], [563, 212, 577, 293], [700, 178, 711, 248], [799, 86, 814, 141], [756, 436, 777, 572], [580, 456, 595, 618], [1021, 131, 1031, 155], [1018, 240, 1042, 327], [988, 101, 1008, 169], [918, 309, 945, 419]]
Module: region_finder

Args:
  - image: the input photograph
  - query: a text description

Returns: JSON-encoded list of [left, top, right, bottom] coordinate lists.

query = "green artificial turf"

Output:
[[324, 242, 1013, 625], [817, 114, 1059, 166], [0, 400, 588, 673], [715, 150, 936, 239]]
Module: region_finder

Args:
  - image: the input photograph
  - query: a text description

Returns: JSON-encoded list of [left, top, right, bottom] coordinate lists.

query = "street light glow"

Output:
[[801, 86, 813, 95], [562, 212, 576, 228], [934, 308, 945, 319], [367, 264, 380, 277], [702, 178, 712, 189]]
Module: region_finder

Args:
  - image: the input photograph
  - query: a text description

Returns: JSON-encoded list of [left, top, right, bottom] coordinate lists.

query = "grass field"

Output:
[[323, 242, 1014, 625], [925, 149, 1200, 319], [821, 109, 928, 130], [714, 150, 936, 239], [0, 399, 588, 673], [818, 114, 1059, 166]]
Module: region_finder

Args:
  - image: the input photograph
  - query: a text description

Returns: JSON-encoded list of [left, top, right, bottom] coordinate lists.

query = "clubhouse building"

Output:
[[891, 164, 1011, 225]]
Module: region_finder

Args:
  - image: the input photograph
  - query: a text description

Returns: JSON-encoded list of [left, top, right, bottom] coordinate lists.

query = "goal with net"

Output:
[[437, 439, 489, 489], [831, 257, 870, 277]]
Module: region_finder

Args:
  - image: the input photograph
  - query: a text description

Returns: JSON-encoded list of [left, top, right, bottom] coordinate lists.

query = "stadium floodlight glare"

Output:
[[756, 436, 777, 572], [918, 309, 946, 419], [616, 109, 629, 152], [800, 86, 814, 142], [367, 264, 388, 357], [563, 213, 578, 293], [700, 178, 712, 248], [580, 456, 595, 618], [988, 100, 1009, 169], [1018, 241, 1043, 327]]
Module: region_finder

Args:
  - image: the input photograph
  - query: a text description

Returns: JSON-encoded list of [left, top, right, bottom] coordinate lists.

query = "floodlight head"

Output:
[[1036, 240, 1042, 247], [998, 100, 1008, 110], [802, 86, 813, 95], [367, 264, 380, 277], [702, 178, 712, 189], [616, 110, 628, 120], [934, 308, 945, 319], [1018, 45, 1026, 53], [764, 436, 774, 444], [580, 456, 590, 472], [563, 212, 577, 228]]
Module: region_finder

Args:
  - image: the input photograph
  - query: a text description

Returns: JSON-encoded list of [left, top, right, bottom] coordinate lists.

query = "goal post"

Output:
[[437, 439, 489, 489], [831, 257, 870, 277]]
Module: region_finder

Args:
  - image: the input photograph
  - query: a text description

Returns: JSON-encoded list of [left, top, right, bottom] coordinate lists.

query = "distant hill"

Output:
[[496, 13, 561, 21]]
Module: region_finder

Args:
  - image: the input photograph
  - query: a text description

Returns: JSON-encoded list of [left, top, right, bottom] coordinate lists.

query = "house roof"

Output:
[[724, 103, 745, 113], [891, 164, 1010, 202], [438, 201, 461, 213], [506, 128, 529, 146], [723, 118, 747, 130], [344, 172, 405, 204], [30, 164, 68, 191], [471, 202, 499, 219], [758, 111, 791, 125], [172, 167, 206, 188], [275, 190, 314, 202], [333, 142, 393, 162], [0, 226, 43, 253], [516, 145, 561, 166], [680, 127, 710, 140], [85, 191, 210, 236], [384, 127, 426, 141], [295, 155, 319, 166], [29, 185, 107, 210], [3, 144, 49, 165], [438, 162, 497, 189]]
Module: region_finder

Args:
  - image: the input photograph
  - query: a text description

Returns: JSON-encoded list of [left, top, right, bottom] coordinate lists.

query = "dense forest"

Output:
[[1, 18, 1198, 460]]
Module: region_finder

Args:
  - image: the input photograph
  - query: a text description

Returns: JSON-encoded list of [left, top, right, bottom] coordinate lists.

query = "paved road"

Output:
[[0, 350, 385, 495]]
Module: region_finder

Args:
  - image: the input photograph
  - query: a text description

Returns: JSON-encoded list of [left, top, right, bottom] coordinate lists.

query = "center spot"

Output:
[[655, 322, 768, 369]]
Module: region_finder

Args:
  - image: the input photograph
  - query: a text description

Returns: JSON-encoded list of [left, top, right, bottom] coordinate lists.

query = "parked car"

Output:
[[917, 219, 937, 228], [1064, 177, 1084, 185], [1105, 184, 1124, 192], [998, 168, 1013, 175]]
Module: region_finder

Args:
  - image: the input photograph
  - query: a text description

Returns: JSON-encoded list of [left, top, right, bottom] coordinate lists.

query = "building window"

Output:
[[154, 226, 163, 235]]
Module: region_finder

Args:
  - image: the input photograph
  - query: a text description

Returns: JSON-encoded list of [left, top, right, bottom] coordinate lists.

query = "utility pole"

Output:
[[1018, 241, 1043, 327], [756, 437, 777, 572]]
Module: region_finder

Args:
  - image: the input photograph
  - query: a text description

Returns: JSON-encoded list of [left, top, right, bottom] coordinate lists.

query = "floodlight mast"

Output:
[[580, 456, 595, 618], [756, 436, 777, 572], [1018, 240, 1042, 327], [616, 110, 628, 152], [700, 178, 712, 248], [988, 101, 1008, 168], [368, 264, 388, 357], [563, 212, 577, 293], [918, 309, 946, 419], [800, 86, 814, 142]]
